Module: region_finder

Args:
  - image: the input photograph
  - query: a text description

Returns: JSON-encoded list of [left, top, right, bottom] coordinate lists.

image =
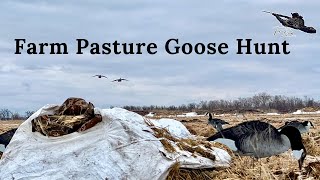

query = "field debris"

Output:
[[31, 97, 102, 137]]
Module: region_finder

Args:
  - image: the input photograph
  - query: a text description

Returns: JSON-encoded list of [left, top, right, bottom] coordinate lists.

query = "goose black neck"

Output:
[[280, 126, 304, 150]]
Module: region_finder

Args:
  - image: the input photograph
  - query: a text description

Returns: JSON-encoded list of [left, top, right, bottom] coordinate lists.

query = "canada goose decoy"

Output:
[[279, 120, 314, 134], [207, 120, 306, 170], [112, 78, 128, 82], [206, 112, 229, 132], [0, 128, 17, 151], [93, 75, 108, 78]]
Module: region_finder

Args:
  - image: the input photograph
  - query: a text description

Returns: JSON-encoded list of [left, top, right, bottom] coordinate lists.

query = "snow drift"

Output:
[[150, 118, 192, 139], [0, 105, 230, 180]]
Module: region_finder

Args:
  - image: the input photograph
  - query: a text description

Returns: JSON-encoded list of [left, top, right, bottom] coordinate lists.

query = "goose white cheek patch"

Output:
[[0, 144, 5, 152], [214, 138, 237, 151], [307, 122, 314, 129], [292, 149, 303, 160]]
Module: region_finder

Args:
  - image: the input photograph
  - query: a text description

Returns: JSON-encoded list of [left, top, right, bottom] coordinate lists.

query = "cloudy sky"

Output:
[[1, 0, 319, 113]]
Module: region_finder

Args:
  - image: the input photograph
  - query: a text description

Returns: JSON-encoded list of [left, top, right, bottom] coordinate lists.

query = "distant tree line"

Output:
[[0, 109, 34, 120], [123, 93, 320, 113], [1, 93, 319, 119]]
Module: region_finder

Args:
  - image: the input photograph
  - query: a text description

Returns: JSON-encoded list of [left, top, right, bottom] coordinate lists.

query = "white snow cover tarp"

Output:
[[150, 118, 192, 139], [0, 105, 230, 180]]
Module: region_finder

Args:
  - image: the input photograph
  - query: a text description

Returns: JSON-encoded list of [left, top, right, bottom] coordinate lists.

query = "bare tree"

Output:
[[25, 111, 35, 119], [0, 109, 12, 120]]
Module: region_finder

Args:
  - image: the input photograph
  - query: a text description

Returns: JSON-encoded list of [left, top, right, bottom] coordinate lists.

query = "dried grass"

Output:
[[302, 135, 320, 156], [305, 161, 320, 178], [146, 119, 218, 161], [0, 120, 23, 133], [166, 162, 217, 180]]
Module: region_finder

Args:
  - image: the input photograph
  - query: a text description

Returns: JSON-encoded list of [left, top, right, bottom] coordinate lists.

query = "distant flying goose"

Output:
[[93, 75, 108, 78], [279, 120, 314, 134], [112, 78, 128, 82], [207, 120, 306, 169], [206, 112, 229, 131]]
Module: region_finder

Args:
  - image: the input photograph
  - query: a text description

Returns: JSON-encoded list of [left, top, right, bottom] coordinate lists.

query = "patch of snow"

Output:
[[177, 112, 198, 117], [214, 114, 225, 117], [292, 109, 320, 115], [145, 112, 155, 117], [150, 118, 191, 139], [266, 113, 280, 116]]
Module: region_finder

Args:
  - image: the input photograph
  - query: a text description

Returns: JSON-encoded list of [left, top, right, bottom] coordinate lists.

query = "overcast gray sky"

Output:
[[0, 0, 319, 113]]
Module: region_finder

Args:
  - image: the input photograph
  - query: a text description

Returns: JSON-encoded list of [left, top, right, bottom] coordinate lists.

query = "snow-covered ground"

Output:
[[266, 113, 280, 116], [292, 110, 320, 115]]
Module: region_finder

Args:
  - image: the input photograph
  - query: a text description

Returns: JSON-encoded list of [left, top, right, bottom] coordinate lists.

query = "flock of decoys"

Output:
[[206, 112, 315, 170], [92, 75, 129, 82]]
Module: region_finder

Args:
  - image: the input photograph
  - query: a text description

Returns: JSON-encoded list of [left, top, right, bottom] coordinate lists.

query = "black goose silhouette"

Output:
[[112, 78, 128, 82], [263, 11, 316, 34], [206, 112, 229, 132], [93, 75, 108, 78]]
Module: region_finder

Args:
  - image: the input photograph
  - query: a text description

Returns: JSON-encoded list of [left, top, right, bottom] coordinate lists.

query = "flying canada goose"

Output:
[[279, 120, 314, 134], [112, 78, 128, 82], [206, 112, 229, 131], [263, 11, 316, 34], [93, 75, 108, 78], [207, 120, 306, 170]]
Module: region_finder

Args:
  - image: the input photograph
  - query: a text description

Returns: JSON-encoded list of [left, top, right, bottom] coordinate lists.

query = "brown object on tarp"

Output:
[[31, 97, 102, 137]]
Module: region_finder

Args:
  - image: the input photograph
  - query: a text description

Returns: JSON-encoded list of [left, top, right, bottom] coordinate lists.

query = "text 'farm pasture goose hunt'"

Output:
[[207, 120, 307, 170]]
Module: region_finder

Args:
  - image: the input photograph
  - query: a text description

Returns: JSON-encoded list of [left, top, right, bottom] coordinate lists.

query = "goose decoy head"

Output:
[[302, 121, 314, 128], [207, 112, 212, 120], [280, 126, 306, 170]]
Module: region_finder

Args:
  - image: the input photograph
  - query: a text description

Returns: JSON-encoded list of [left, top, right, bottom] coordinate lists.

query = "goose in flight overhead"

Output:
[[207, 120, 306, 169], [93, 75, 108, 79], [112, 78, 128, 82], [263, 11, 316, 33], [279, 120, 314, 134], [206, 112, 229, 132]]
